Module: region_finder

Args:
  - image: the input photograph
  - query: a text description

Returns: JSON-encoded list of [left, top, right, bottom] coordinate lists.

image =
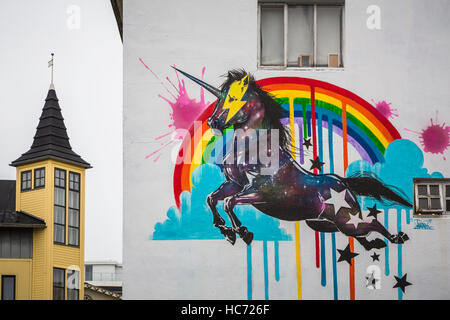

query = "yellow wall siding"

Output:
[[0, 259, 32, 300], [53, 245, 81, 266], [15, 159, 86, 300], [31, 229, 50, 299], [15, 161, 53, 299]]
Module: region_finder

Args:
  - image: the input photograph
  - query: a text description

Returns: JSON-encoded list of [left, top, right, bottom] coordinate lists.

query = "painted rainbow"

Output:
[[172, 77, 401, 209]]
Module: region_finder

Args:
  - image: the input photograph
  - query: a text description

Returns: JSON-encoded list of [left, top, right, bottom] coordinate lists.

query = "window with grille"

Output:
[[68, 172, 80, 246], [54, 168, 66, 244], [258, 1, 344, 68], [34, 167, 45, 189], [53, 268, 65, 300], [21, 170, 32, 192], [414, 178, 450, 216]]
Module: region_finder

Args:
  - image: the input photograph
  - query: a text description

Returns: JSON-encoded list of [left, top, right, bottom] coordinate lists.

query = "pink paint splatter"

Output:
[[139, 58, 211, 161], [372, 100, 398, 119], [404, 111, 450, 160], [420, 118, 450, 156]]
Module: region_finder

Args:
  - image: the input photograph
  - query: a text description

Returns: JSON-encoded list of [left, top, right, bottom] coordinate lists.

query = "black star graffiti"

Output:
[[365, 272, 378, 288], [371, 252, 380, 262], [393, 273, 412, 293], [303, 138, 312, 149], [337, 244, 359, 266], [310, 156, 325, 171], [367, 204, 382, 219]]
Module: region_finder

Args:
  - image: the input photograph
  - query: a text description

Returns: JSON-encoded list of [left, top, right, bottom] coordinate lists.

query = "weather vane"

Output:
[[48, 53, 54, 86]]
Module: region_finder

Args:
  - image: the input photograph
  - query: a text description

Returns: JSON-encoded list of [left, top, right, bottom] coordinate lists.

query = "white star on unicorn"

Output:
[[323, 188, 352, 215], [346, 212, 364, 228]]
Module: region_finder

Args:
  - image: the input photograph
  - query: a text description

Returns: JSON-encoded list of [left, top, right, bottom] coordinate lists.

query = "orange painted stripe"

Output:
[[263, 83, 312, 92], [342, 103, 355, 300]]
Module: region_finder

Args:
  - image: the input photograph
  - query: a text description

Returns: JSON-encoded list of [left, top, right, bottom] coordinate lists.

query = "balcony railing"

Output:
[[85, 272, 122, 282]]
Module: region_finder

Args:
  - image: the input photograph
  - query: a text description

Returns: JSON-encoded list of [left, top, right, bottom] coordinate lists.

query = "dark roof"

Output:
[[0, 180, 16, 211], [0, 210, 46, 229], [110, 0, 123, 41], [11, 88, 91, 169]]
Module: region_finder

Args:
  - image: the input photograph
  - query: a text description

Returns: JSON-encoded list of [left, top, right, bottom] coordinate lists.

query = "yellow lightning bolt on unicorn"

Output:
[[223, 74, 249, 123]]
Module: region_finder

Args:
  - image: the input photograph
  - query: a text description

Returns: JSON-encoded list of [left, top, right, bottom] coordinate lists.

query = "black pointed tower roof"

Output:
[[11, 85, 91, 168]]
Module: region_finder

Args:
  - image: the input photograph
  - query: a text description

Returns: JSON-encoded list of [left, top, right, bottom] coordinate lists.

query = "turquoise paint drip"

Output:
[[328, 116, 338, 299], [331, 233, 338, 299], [384, 209, 390, 276], [406, 208, 411, 225], [247, 244, 252, 300], [274, 241, 280, 282], [317, 112, 326, 287], [397, 209, 403, 300], [263, 241, 269, 300], [320, 233, 326, 287]]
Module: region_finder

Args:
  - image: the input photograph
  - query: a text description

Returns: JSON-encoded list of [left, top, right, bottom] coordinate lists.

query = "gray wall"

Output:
[[124, 0, 450, 299]]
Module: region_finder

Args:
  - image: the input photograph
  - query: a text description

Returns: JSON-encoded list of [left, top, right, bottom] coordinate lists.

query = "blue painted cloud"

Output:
[[346, 139, 443, 210], [152, 163, 292, 241]]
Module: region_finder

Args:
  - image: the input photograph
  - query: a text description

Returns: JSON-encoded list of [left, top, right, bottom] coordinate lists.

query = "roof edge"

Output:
[[10, 155, 92, 169]]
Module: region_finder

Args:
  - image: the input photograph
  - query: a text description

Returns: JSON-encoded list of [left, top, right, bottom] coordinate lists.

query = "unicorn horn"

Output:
[[171, 66, 222, 98]]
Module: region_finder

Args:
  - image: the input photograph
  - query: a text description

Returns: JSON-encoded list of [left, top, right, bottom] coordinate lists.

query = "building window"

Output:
[[414, 178, 450, 216], [21, 170, 32, 192], [258, 1, 344, 68], [34, 167, 45, 189], [53, 268, 65, 300], [67, 269, 80, 300], [0, 229, 33, 259], [68, 172, 80, 246], [1, 276, 16, 300], [54, 168, 66, 244], [85, 264, 93, 281]]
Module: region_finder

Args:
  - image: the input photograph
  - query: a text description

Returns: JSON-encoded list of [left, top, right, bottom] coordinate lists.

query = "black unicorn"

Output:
[[174, 67, 411, 250]]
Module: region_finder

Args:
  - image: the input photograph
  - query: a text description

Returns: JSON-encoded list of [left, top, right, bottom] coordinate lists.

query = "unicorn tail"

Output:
[[343, 176, 412, 208]]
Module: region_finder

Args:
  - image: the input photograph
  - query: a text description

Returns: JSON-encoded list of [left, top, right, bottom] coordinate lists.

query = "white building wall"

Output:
[[124, 0, 450, 299]]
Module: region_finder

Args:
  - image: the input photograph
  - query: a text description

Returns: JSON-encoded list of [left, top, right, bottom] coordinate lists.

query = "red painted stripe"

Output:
[[342, 102, 355, 300], [310, 87, 320, 269]]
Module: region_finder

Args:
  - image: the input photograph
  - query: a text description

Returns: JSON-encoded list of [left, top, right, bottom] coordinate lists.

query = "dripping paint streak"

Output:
[[311, 88, 320, 270], [298, 118, 305, 165], [328, 116, 338, 299], [274, 241, 280, 282], [290, 97, 302, 300], [247, 244, 252, 300], [263, 240, 269, 300], [384, 209, 390, 276], [397, 209, 403, 300], [317, 112, 326, 287], [342, 102, 355, 300]]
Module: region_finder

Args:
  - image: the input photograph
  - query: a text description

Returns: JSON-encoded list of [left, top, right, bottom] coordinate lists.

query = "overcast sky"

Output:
[[0, 0, 123, 262]]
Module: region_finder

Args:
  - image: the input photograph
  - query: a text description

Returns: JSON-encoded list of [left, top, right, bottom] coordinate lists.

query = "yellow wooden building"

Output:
[[0, 81, 91, 300]]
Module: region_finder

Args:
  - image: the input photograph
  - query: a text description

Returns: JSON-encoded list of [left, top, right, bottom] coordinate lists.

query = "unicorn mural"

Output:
[[173, 68, 411, 251]]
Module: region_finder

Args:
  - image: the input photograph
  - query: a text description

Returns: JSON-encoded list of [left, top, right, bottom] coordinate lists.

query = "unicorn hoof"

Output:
[[237, 227, 254, 245], [242, 231, 253, 245], [397, 232, 409, 244], [389, 232, 409, 244], [225, 233, 236, 245], [219, 226, 236, 245]]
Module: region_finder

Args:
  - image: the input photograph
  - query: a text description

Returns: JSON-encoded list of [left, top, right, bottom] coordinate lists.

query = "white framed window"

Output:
[[258, 1, 344, 69], [413, 178, 450, 216]]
